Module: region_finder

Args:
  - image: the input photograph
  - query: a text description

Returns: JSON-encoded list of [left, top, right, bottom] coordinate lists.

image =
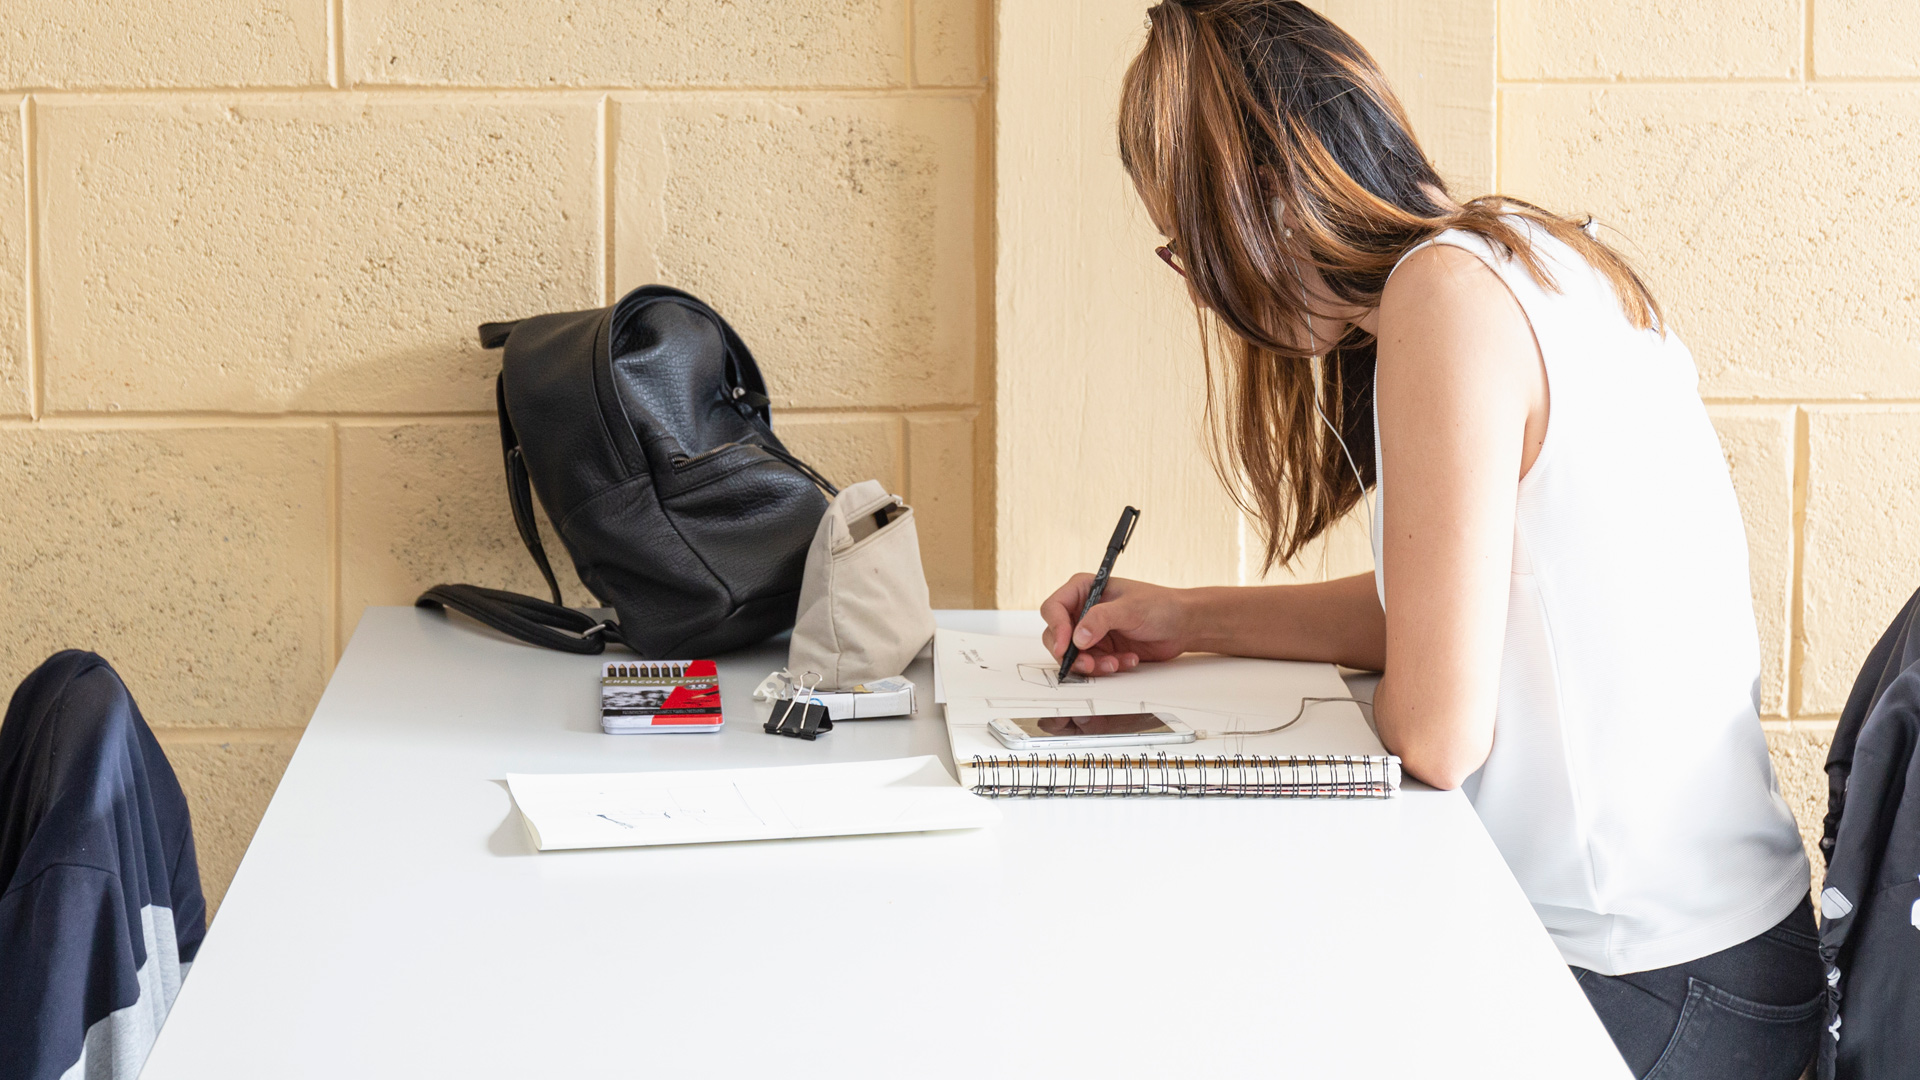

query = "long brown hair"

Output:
[[1119, 0, 1663, 570]]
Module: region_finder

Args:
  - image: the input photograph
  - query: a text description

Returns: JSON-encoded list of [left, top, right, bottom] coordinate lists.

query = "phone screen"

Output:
[[1004, 713, 1173, 739]]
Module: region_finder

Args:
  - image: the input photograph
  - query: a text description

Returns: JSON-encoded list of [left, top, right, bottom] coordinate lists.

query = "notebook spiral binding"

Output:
[[966, 753, 1400, 799]]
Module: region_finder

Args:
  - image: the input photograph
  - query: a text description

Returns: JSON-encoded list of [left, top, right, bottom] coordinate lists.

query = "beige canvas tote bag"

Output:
[[788, 479, 936, 690]]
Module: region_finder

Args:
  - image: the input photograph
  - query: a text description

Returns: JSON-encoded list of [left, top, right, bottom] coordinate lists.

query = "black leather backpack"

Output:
[[418, 286, 835, 657]]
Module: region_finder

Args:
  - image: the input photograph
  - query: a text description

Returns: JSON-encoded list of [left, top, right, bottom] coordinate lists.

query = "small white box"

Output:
[[751, 672, 916, 720]]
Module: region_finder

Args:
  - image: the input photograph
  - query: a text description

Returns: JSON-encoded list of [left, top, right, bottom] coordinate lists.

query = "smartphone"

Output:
[[987, 712, 1195, 750]]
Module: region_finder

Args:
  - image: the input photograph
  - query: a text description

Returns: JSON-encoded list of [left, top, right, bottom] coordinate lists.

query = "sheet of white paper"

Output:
[[507, 755, 998, 851], [935, 630, 1386, 763]]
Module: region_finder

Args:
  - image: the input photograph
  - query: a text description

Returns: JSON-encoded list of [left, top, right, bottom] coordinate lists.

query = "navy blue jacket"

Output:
[[0, 652, 205, 1080], [1818, 588, 1920, 1079]]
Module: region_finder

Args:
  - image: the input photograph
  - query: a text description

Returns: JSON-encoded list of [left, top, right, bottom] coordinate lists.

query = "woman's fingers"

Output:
[[1042, 576, 1169, 671], [1068, 592, 1140, 651], [1075, 649, 1139, 676], [1039, 574, 1096, 659]]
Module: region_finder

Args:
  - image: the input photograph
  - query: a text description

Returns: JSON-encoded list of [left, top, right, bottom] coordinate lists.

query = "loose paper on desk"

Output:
[[936, 629, 1385, 758], [507, 755, 997, 851]]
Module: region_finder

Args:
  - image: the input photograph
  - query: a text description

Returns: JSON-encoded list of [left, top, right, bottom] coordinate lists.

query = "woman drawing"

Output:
[[1040, 4, 1821, 1076]]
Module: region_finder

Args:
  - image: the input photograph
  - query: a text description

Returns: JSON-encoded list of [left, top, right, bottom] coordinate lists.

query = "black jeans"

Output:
[[1571, 895, 1823, 1080]]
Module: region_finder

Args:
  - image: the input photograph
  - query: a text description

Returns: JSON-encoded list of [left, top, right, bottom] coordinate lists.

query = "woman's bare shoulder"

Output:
[[1381, 242, 1511, 316], [1376, 240, 1532, 369]]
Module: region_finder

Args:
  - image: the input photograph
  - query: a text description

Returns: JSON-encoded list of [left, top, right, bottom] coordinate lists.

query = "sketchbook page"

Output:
[[935, 630, 1384, 766], [939, 628, 1342, 716], [507, 756, 998, 851]]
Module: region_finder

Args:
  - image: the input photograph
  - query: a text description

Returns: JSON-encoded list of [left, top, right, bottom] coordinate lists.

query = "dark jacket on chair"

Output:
[[0, 651, 206, 1080], [1818, 587, 1920, 1079]]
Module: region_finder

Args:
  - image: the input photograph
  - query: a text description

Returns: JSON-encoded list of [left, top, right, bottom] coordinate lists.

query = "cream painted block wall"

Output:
[[612, 96, 979, 410], [0, 0, 990, 915], [1501, 86, 1920, 401], [992, 0, 1239, 604], [0, 2, 328, 89], [0, 102, 23, 416], [1708, 408, 1796, 719], [1501, 0, 1802, 79], [38, 97, 604, 413], [1814, 0, 1920, 77], [1801, 408, 1920, 713]]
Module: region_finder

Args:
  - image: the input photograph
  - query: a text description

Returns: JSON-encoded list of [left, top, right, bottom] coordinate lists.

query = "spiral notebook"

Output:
[[935, 630, 1400, 798]]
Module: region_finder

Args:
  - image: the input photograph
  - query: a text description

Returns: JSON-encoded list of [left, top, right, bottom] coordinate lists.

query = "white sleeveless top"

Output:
[[1370, 221, 1809, 975]]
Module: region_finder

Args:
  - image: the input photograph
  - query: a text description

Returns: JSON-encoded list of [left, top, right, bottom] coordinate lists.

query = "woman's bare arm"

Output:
[[1369, 244, 1545, 789], [1181, 575, 1385, 668], [1039, 573, 1383, 676]]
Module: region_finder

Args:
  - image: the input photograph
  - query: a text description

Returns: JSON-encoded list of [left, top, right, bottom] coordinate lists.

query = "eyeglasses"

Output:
[[1155, 242, 1186, 278]]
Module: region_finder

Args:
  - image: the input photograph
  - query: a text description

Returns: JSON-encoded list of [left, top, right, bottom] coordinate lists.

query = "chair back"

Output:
[[0, 651, 205, 1080], [1816, 589, 1920, 1079]]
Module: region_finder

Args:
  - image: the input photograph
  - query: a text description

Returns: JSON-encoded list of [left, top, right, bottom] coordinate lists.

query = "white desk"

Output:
[[142, 608, 1628, 1078]]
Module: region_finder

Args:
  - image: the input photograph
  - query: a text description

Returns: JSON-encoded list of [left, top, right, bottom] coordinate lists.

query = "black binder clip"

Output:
[[765, 671, 834, 741]]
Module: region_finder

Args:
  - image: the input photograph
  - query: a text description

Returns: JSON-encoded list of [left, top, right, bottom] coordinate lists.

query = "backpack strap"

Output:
[[415, 584, 625, 655], [413, 376, 618, 653], [496, 374, 565, 606], [413, 357, 613, 654]]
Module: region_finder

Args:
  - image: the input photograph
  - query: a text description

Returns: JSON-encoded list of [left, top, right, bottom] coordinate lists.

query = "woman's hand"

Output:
[[1039, 576, 1196, 676]]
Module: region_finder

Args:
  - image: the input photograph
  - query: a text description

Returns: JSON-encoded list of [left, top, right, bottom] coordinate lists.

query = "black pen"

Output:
[[1057, 506, 1141, 683]]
